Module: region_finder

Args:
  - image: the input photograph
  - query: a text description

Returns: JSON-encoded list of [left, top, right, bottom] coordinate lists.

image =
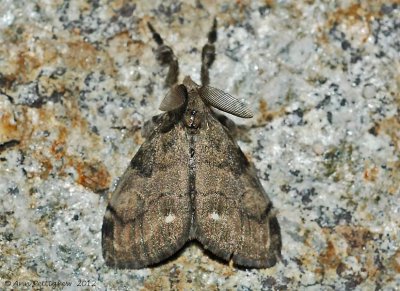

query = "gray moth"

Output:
[[102, 19, 282, 269]]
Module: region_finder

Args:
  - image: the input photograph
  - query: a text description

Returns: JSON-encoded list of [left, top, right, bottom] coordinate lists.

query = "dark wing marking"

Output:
[[102, 121, 191, 269], [193, 114, 281, 268]]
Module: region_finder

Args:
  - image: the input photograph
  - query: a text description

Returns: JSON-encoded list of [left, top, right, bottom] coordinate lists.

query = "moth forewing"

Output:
[[102, 121, 192, 269], [192, 113, 281, 268]]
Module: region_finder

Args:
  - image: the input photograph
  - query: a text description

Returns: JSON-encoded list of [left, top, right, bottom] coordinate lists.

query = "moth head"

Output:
[[159, 76, 253, 119]]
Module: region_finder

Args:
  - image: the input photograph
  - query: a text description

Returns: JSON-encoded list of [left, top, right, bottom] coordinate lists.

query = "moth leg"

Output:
[[147, 22, 179, 88], [141, 113, 164, 139], [201, 18, 217, 86], [215, 113, 236, 132], [142, 112, 177, 138], [213, 112, 252, 143]]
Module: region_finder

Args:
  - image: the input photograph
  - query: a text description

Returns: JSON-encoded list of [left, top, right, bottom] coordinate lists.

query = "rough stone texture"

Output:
[[0, 0, 399, 290]]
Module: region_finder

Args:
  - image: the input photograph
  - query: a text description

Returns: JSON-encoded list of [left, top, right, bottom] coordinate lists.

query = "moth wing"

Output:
[[193, 115, 281, 268], [102, 123, 191, 268]]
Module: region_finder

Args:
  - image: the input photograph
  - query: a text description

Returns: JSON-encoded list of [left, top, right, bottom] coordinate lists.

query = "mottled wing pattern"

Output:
[[102, 119, 191, 268], [193, 114, 281, 268]]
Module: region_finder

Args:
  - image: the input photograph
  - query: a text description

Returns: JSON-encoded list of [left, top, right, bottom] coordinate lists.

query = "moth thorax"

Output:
[[183, 108, 202, 130]]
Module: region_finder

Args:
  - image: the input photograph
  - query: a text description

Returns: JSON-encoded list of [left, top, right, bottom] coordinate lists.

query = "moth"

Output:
[[102, 19, 282, 269]]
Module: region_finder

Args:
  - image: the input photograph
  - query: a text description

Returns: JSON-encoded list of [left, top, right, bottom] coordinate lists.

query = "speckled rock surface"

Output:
[[0, 0, 399, 290]]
